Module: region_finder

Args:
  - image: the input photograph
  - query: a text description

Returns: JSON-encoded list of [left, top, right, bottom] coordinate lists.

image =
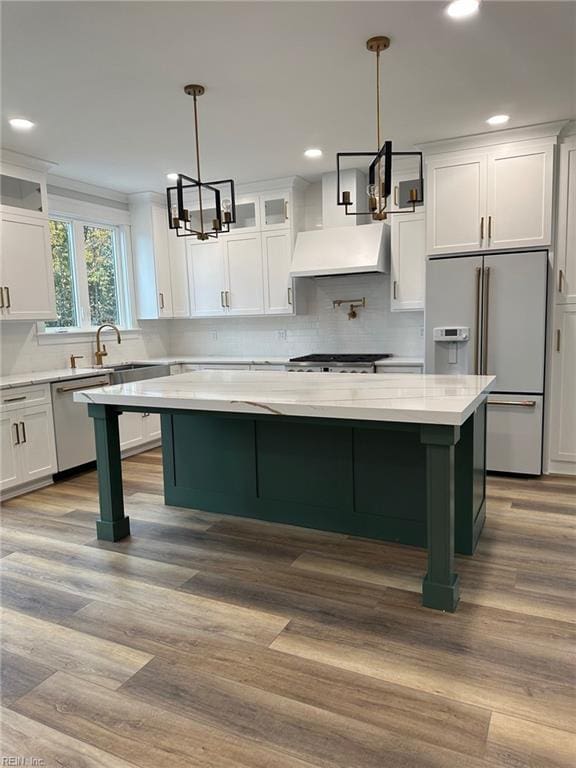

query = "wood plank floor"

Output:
[[1, 449, 575, 768]]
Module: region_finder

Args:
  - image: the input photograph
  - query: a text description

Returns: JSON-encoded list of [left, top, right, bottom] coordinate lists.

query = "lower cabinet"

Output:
[[0, 403, 57, 493], [548, 305, 576, 470], [119, 411, 162, 454]]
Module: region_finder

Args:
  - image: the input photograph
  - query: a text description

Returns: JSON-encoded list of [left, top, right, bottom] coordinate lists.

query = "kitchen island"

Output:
[[76, 370, 494, 611]]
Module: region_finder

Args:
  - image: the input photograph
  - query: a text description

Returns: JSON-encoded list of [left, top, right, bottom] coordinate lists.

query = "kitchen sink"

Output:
[[104, 363, 171, 385]]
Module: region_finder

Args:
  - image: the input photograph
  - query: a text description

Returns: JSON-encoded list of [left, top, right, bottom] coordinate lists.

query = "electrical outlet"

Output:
[[277, 329, 287, 340], [420, 326, 424, 337], [210, 331, 218, 340]]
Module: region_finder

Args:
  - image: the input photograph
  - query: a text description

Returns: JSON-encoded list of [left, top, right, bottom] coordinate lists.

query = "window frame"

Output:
[[39, 198, 136, 336]]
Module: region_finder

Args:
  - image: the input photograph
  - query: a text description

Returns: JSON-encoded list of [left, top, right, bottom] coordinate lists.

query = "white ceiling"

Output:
[[2, 1, 575, 194]]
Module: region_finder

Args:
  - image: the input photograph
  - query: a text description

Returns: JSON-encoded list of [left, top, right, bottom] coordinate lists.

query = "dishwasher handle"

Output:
[[55, 378, 110, 393]]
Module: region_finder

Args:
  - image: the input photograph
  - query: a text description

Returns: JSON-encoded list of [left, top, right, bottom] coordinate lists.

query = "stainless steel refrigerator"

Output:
[[425, 250, 548, 474]]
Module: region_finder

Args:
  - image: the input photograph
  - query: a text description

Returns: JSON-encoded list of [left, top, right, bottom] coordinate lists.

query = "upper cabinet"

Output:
[[260, 189, 290, 230], [425, 138, 555, 256], [130, 194, 175, 319], [556, 136, 576, 304], [0, 158, 56, 321], [390, 213, 425, 311]]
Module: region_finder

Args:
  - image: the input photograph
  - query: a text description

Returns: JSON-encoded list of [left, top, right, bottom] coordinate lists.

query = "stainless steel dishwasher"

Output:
[[51, 373, 111, 472]]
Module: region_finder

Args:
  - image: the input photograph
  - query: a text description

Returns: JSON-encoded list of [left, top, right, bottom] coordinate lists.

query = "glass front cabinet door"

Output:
[[229, 195, 260, 233], [260, 190, 290, 230]]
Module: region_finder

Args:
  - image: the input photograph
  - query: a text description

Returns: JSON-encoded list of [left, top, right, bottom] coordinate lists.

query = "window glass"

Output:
[[46, 219, 78, 328], [83, 225, 119, 327]]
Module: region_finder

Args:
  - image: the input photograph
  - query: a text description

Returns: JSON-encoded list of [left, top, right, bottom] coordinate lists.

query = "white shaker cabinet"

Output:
[[260, 189, 290, 230], [187, 238, 227, 317], [18, 404, 58, 484], [425, 138, 554, 256], [130, 194, 176, 319], [119, 411, 162, 454], [225, 233, 265, 315], [262, 230, 293, 314], [0, 413, 20, 492], [390, 213, 425, 311], [556, 137, 576, 304], [425, 152, 486, 255], [0, 213, 56, 320], [486, 141, 553, 251], [168, 227, 190, 317], [549, 305, 576, 469]]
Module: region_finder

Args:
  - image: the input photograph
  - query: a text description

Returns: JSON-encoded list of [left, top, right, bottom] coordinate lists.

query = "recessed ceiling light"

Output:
[[9, 117, 35, 131], [166, 172, 179, 181], [304, 148, 323, 159], [486, 114, 510, 126], [446, 0, 480, 19]]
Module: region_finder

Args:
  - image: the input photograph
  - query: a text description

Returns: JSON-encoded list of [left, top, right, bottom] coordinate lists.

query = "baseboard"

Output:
[[546, 460, 576, 476], [121, 439, 161, 459], [0, 476, 54, 502]]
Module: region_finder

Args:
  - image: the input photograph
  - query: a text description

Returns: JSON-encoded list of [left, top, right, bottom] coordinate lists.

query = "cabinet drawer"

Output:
[[486, 394, 543, 474], [0, 384, 51, 412]]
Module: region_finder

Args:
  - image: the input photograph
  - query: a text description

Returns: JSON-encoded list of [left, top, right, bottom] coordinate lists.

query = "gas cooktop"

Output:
[[289, 354, 392, 363]]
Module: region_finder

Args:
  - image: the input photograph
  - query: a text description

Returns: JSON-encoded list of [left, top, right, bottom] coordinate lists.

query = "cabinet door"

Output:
[[487, 141, 553, 250], [390, 213, 425, 311], [142, 412, 162, 442], [151, 206, 173, 317], [260, 190, 290, 230], [168, 228, 190, 317], [556, 138, 576, 304], [262, 230, 293, 314], [187, 239, 227, 317], [549, 306, 576, 465], [19, 405, 57, 483], [225, 233, 265, 315], [0, 214, 56, 320], [229, 195, 260, 233], [0, 414, 21, 491], [119, 412, 145, 452], [425, 153, 487, 255]]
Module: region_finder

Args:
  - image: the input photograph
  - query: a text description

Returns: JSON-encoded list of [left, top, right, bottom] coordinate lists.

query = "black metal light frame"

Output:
[[167, 174, 236, 240], [336, 145, 424, 219]]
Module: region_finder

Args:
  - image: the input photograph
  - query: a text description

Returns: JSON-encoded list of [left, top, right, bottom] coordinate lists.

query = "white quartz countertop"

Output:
[[0, 367, 109, 390], [74, 370, 494, 426], [135, 356, 291, 366]]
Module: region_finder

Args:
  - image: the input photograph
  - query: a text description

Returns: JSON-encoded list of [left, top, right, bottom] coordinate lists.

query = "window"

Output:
[[45, 216, 131, 331]]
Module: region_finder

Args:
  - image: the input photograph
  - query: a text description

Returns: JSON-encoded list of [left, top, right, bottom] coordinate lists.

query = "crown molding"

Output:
[[48, 174, 129, 204], [1, 148, 57, 173], [417, 120, 570, 156]]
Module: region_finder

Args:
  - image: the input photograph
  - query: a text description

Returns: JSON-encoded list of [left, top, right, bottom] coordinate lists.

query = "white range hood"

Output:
[[290, 223, 388, 277], [290, 170, 390, 278]]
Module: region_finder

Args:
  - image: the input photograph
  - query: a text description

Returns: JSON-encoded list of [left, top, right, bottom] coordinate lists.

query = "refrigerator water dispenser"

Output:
[[433, 327, 470, 374]]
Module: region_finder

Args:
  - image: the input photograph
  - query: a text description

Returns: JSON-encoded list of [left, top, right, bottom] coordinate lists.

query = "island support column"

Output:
[[420, 424, 461, 612], [88, 403, 130, 541]]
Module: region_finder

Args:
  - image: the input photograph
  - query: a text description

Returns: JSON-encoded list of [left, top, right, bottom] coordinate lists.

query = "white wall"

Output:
[[0, 321, 169, 375], [169, 273, 424, 358]]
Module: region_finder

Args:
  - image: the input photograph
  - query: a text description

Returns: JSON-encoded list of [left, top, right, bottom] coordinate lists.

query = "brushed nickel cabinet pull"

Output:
[[556, 329, 561, 352], [488, 215, 493, 240], [56, 380, 109, 393], [488, 400, 537, 408], [159, 292, 165, 310], [5, 286, 11, 308], [394, 186, 399, 207], [480, 217, 484, 242], [559, 269, 564, 293], [482, 266, 491, 374], [20, 421, 27, 444], [13, 422, 20, 446], [284, 200, 289, 221], [225, 291, 230, 308], [393, 280, 398, 300], [474, 266, 482, 374], [0, 287, 4, 309], [220, 290, 226, 308], [287, 286, 293, 305]]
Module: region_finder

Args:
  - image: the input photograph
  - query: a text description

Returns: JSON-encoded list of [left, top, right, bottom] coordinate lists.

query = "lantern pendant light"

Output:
[[336, 37, 424, 220], [166, 84, 236, 240]]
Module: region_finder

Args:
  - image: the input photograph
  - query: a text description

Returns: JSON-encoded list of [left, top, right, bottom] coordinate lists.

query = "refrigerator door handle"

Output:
[[474, 267, 482, 374], [482, 266, 491, 374]]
